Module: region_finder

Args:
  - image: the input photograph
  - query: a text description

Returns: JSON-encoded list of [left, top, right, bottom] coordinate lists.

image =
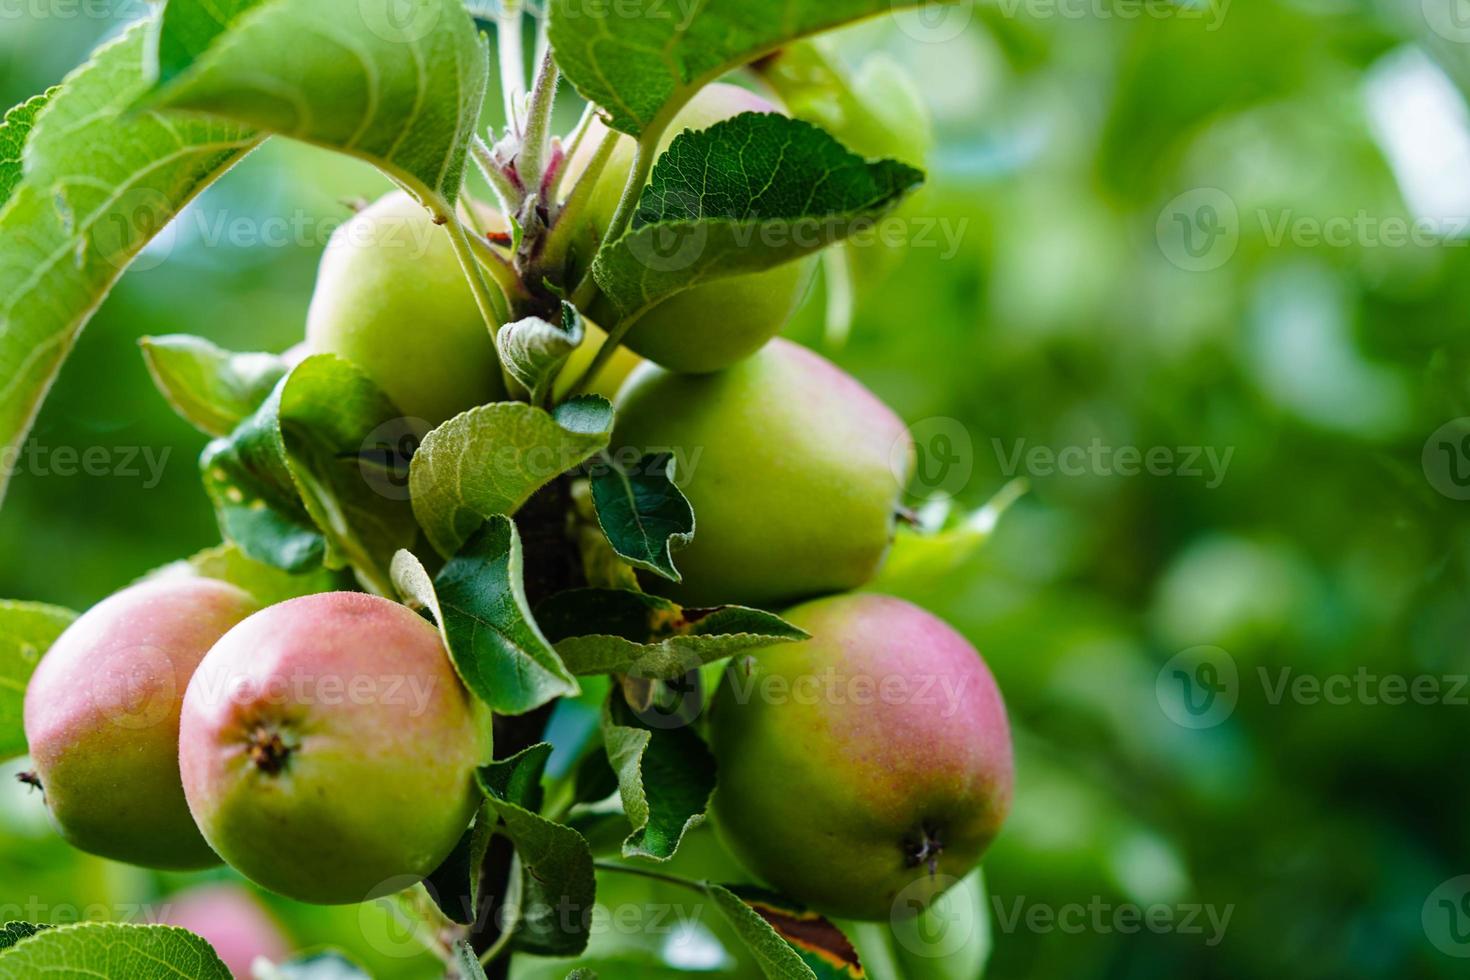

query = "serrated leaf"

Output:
[[254, 951, 372, 979], [410, 396, 614, 558], [0, 923, 46, 953], [589, 454, 694, 582], [140, 335, 288, 438], [0, 20, 259, 508], [537, 590, 806, 679], [454, 942, 489, 979], [548, 0, 960, 137], [200, 354, 417, 589], [145, 0, 488, 206], [601, 687, 716, 861], [0, 601, 77, 762], [393, 519, 579, 716], [0, 92, 51, 207], [478, 744, 597, 956], [500, 302, 586, 406], [424, 802, 495, 925], [0, 923, 231, 979], [706, 885, 863, 980], [593, 115, 922, 320]]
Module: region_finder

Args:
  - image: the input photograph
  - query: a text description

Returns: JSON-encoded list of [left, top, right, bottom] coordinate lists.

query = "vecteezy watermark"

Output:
[[898, 417, 975, 503], [620, 214, 971, 274], [1423, 417, 1470, 501], [989, 0, 1230, 30], [1422, 0, 1470, 44], [0, 0, 149, 20], [1157, 647, 1470, 729], [1156, 646, 1240, 729], [0, 899, 184, 924], [993, 438, 1234, 488], [1157, 188, 1470, 272], [1425, 876, 1470, 958], [719, 663, 974, 718], [991, 895, 1234, 946], [0, 444, 171, 489]]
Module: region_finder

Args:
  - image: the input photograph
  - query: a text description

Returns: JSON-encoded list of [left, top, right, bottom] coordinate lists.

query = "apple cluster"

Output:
[[18, 85, 1014, 931]]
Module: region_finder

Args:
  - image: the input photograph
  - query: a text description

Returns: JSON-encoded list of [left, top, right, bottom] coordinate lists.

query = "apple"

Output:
[[612, 338, 913, 608], [709, 593, 1013, 922], [551, 319, 645, 401], [564, 84, 818, 373], [162, 884, 292, 979], [22, 578, 259, 870], [178, 592, 485, 905], [306, 191, 506, 425]]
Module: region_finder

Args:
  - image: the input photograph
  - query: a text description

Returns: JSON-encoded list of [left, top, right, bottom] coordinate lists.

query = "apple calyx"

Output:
[[904, 823, 945, 878], [246, 726, 292, 776]]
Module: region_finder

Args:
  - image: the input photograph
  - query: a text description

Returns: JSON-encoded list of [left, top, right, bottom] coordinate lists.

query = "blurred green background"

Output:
[[4, 1, 1470, 978]]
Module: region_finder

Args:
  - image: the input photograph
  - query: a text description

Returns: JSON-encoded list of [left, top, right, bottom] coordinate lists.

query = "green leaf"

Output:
[[548, 0, 960, 137], [601, 687, 716, 861], [0, 601, 77, 762], [254, 951, 373, 979], [589, 454, 694, 582], [0, 923, 46, 953], [706, 885, 863, 980], [0, 20, 259, 508], [424, 803, 494, 925], [537, 590, 807, 679], [592, 114, 923, 320], [454, 942, 489, 979], [500, 302, 586, 406], [0, 923, 231, 979], [201, 354, 417, 588], [873, 480, 1027, 596], [140, 335, 289, 438], [153, 541, 345, 606], [410, 396, 615, 558], [145, 0, 489, 206], [0, 92, 51, 207], [478, 743, 597, 956], [393, 518, 579, 716]]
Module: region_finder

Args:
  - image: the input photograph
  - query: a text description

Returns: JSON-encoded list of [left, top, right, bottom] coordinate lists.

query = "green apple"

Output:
[[306, 191, 506, 424], [22, 578, 259, 869], [551, 319, 645, 401], [178, 592, 486, 905], [565, 84, 818, 373], [612, 338, 912, 608], [710, 593, 1013, 922]]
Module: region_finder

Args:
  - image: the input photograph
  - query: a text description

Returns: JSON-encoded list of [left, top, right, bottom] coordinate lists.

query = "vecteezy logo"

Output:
[[896, 417, 973, 502], [1423, 0, 1470, 43], [359, 417, 432, 501], [1424, 418, 1470, 501], [1424, 876, 1470, 958], [359, 0, 442, 44], [1155, 188, 1239, 272], [891, 0, 974, 43], [1156, 646, 1238, 729]]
